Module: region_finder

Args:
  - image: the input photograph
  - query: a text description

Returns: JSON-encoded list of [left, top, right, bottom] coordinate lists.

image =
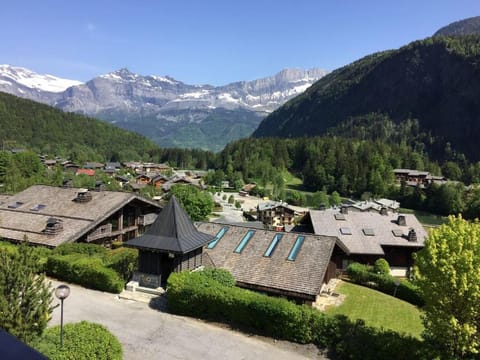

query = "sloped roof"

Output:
[[0, 328, 47, 360], [0, 185, 161, 247], [198, 222, 337, 298], [308, 209, 427, 255], [126, 195, 214, 254]]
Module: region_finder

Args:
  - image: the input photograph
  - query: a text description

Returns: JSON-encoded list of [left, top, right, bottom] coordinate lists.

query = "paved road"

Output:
[[49, 280, 326, 360]]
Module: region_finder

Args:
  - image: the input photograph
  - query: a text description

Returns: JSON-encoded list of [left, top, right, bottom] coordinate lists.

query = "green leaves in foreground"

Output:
[[415, 215, 480, 359]]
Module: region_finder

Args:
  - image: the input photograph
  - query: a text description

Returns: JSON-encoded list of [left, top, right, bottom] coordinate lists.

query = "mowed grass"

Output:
[[399, 208, 447, 227], [326, 281, 424, 338]]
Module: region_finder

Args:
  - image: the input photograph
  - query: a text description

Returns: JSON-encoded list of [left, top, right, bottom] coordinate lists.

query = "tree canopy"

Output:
[[169, 185, 214, 221], [414, 216, 480, 359]]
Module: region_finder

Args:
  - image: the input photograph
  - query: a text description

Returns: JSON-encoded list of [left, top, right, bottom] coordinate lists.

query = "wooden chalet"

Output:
[[301, 208, 427, 275], [125, 196, 215, 287], [197, 222, 337, 305], [0, 185, 161, 247], [257, 201, 296, 229]]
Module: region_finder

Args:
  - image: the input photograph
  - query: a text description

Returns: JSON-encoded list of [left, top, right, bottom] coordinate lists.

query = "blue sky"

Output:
[[1, 0, 479, 85]]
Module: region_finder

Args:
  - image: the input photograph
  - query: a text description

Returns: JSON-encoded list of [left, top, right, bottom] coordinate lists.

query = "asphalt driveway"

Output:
[[48, 280, 326, 360]]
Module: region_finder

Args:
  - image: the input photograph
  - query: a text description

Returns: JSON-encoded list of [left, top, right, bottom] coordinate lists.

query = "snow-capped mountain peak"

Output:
[[0, 64, 81, 93]]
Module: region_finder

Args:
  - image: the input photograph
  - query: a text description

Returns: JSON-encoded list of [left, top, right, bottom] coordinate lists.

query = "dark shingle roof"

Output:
[[126, 196, 214, 254], [197, 222, 337, 298]]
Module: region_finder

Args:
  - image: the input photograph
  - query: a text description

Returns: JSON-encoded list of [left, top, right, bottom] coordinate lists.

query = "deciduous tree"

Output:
[[414, 215, 480, 359]]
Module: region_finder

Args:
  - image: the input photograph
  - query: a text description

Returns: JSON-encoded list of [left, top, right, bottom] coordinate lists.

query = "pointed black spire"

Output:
[[125, 195, 214, 253]]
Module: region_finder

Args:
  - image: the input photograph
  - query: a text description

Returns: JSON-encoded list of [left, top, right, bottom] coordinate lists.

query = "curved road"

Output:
[[49, 280, 326, 360]]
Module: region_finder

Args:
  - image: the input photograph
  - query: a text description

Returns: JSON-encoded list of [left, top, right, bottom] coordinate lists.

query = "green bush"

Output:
[[106, 247, 138, 281], [46, 254, 124, 293], [373, 258, 390, 275], [52, 243, 108, 258], [167, 270, 333, 344], [32, 321, 122, 360], [346, 262, 424, 306], [199, 268, 236, 287], [166, 270, 426, 358]]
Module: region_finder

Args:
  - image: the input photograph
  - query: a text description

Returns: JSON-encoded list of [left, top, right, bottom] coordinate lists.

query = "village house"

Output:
[[256, 201, 296, 230], [340, 198, 400, 213], [0, 185, 161, 247], [393, 168, 447, 188], [300, 207, 427, 275]]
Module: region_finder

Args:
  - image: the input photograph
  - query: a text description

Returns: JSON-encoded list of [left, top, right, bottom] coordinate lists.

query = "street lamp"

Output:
[[393, 279, 400, 297], [55, 284, 70, 348]]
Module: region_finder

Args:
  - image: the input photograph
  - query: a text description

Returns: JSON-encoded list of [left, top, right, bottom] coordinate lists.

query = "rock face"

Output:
[[0, 65, 327, 150]]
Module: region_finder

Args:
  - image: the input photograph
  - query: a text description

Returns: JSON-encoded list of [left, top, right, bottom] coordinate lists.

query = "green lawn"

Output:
[[326, 281, 424, 338], [399, 208, 447, 227]]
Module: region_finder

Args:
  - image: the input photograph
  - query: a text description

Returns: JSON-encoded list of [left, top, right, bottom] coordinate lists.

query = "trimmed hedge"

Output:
[[52, 243, 108, 258], [347, 262, 424, 306], [105, 247, 138, 282], [46, 254, 124, 293], [167, 270, 427, 359], [32, 321, 122, 360], [167, 270, 335, 345]]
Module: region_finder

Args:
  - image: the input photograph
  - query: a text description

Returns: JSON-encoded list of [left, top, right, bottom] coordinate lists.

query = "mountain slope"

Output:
[[252, 36, 480, 161], [434, 16, 480, 36], [0, 91, 157, 161], [0, 66, 327, 151]]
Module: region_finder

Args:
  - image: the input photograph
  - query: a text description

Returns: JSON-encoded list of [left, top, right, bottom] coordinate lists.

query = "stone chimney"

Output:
[[408, 228, 417, 242], [340, 206, 349, 214], [380, 207, 388, 216], [397, 215, 406, 226]]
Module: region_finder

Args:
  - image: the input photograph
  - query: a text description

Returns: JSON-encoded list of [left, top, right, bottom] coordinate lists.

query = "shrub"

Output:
[[199, 268, 236, 287], [110, 240, 124, 249], [32, 321, 122, 360], [106, 247, 138, 281], [52, 243, 108, 258], [167, 270, 332, 344], [46, 254, 124, 293], [373, 258, 390, 275]]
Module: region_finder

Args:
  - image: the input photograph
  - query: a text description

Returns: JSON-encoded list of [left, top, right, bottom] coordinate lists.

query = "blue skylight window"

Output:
[[31, 204, 46, 211], [287, 236, 305, 261], [234, 230, 255, 253], [8, 201, 24, 209], [207, 226, 229, 249], [264, 233, 283, 257]]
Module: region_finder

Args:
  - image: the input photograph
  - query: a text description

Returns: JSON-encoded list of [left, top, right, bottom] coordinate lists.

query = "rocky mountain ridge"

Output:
[[0, 65, 327, 150]]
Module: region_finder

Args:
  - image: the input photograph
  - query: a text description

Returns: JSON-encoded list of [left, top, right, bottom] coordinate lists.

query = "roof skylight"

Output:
[[287, 235, 305, 261], [234, 230, 255, 253], [207, 226, 229, 249], [31, 204, 46, 211], [340, 227, 352, 235], [264, 233, 283, 257], [8, 201, 24, 209], [363, 228, 375, 236]]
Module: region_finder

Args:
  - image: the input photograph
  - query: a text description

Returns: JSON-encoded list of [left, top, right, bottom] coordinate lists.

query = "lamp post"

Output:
[[55, 284, 70, 348], [393, 279, 400, 297]]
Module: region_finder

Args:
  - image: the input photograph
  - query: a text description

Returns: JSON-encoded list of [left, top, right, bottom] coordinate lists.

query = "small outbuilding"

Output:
[[125, 196, 215, 288]]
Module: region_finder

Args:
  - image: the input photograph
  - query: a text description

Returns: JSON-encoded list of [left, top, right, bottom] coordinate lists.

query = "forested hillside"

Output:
[[252, 36, 480, 162], [0, 91, 158, 162]]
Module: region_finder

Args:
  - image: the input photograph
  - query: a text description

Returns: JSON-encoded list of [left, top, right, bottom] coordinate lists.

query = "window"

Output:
[[392, 229, 404, 237], [340, 227, 352, 235], [334, 213, 346, 221], [234, 230, 255, 253], [287, 236, 305, 261], [264, 233, 283, 257], [31, 204, 46, 211], [362, 228, 375, 236], [8, 201, 24, 209], [207, 226, 229, 249]]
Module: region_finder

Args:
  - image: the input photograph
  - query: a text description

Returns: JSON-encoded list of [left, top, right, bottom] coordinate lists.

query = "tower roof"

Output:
[[125, 195, 214, 254]]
